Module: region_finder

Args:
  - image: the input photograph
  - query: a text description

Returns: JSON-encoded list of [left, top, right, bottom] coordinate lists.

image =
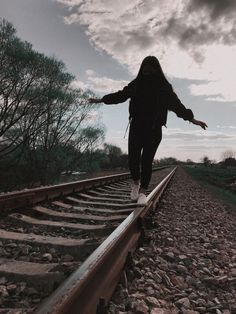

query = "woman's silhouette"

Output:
[[89, 56, 207, 204]]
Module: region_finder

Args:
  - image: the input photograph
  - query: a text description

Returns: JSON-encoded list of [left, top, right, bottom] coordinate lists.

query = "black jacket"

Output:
[[102, 76, 194, 126]]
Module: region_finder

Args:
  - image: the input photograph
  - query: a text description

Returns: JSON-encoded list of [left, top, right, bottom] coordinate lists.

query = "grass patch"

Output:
[[184, 166, 236, 209]]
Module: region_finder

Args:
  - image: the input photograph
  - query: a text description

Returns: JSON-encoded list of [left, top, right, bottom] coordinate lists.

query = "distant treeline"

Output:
[[156, 154, 236, 168]]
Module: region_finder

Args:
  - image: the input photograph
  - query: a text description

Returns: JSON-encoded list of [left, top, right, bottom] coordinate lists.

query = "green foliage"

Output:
[[223, 157, 236, 167], [76, 143, 128, 174], [202, 156, 212, 167], [159, 157, 179, 166]]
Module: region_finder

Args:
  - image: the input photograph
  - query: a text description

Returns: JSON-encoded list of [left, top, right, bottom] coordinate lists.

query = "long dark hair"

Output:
[[136, 56, 170, 86]]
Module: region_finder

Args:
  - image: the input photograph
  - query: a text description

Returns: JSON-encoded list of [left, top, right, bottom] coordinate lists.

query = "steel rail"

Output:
[[0, 167, 167, 212], [35, 167, 176, 314], [0, 172, 131, 211]]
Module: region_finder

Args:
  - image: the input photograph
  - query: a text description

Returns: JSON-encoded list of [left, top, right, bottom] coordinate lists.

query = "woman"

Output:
[[89, 56, 207, 204]]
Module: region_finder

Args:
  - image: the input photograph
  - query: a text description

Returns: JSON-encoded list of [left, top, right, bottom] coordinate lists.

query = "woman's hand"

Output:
[[191, 118, 208, 130], [88, 98, 103, 104]]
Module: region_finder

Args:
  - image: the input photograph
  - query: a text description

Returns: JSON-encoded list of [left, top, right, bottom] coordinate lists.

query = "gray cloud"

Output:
[[159, 0, 236, 63], [57, 0, 236, 60], [163, 132, 235, 141], [162, 15, 236, 63], [178, 145, 233, 150], [55, 0, 236, 101], [187, 0, 236, 20]]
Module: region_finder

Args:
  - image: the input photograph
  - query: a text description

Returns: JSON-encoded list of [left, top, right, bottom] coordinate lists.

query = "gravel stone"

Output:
[[107, 168, 235, 314], [134, 300, 149, 314], [145, 296, 160, 307], [175, 297, 191, 309]]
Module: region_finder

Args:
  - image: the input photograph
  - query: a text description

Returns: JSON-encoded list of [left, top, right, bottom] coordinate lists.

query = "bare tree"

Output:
[[221, 150, 235, 161], [202, 156, 211, 167], [0, 19, 105, 187], [0, 19, 62, 156], [15, 86, 104, 184]]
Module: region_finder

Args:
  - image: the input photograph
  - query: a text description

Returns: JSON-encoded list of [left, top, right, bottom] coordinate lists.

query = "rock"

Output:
[[145, 296, 160, 307], [157, 299, 168, 307], [133, 267, 143, 278], [217, 276, 228, 284], [5, 242, 17, 248], [21, 245, 31, 255], [42, 253, 53, 262], [134, 300, 149, 314], [130, 292, 145, 299], [230, 268, 236, 277], [195, 298, 207, 307], [174, 292, 188, 299], [0, 248, 5, 255], [213, 267, 220, 274], [0, 277, 6, 285], [186, 276, 196, 286], [155, 247, 163, 254], [150, 308, 166, 314], [62, 254, 74, 262], [139, 257, 148, 264], [229, 303, 236, 313], [146, 286, 155, 296], [18, 300, 30, 307], [108, 301, 117, 314], [163, 252, 175, 262], [6, 284, 17, 294], [176, 264, 188, 274], [207, 301, 214, 307], [194, 307, 206, 313], [175, 297, 191, 309], [214, 297, 220, 304], [154, 272, 162, 283], [178, 254, 187, 259], [203, 275, 228, 286], [227, 277, 236, 284], [145, 278, 155, 286], [0, 285, 9, 297], [171, 275, 188, 289], [17, 282, 27, 293]]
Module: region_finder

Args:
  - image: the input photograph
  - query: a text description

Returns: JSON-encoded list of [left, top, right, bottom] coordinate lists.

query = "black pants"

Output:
[[128, 118, 162, 189]]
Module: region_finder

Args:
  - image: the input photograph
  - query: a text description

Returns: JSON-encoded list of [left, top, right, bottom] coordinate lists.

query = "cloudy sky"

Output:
[[1, 0, 236, 161]]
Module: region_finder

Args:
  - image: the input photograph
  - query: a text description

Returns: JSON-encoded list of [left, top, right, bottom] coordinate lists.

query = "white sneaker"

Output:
[[130, 183, 140, 200], [137, 193, 148, 205]]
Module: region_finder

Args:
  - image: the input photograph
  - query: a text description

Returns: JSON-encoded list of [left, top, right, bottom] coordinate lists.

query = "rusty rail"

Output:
[[0, 172, 130, 211], [0, 167, 167, 211], [35, 167, 176, 314]]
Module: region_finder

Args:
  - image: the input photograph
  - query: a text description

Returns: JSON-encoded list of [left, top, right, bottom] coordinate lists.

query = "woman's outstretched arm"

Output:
[[88, 98, 103, 104], [89, 80, 135, 105], [190, 118, 208, 129], [163, 84, 208, 130]]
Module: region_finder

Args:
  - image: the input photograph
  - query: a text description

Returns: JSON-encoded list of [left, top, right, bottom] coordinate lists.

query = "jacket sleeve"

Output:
[[162, 84, 194, 121], [102, 81, 134, 105]]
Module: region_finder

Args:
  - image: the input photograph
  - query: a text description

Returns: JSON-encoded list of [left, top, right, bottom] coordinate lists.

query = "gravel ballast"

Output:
[[108, 167, 236, 314]]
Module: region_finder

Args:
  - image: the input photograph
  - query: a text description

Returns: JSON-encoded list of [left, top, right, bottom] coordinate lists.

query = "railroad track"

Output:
[[0, 166, 176, 314]]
